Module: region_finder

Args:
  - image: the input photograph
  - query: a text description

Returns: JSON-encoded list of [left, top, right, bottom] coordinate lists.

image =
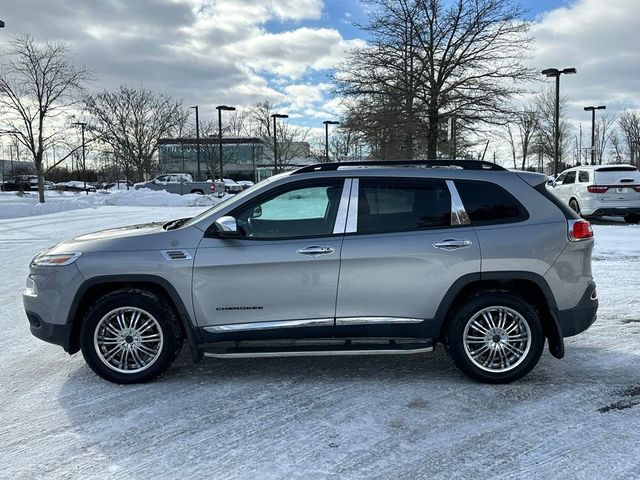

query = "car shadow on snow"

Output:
[[54, 344, 640, 477]]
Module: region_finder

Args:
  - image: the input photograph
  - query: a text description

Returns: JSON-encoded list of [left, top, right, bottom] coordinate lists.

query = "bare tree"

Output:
[[0, 35, 91, 202], [593, 114, 616, 165], [534, 87, 573, 169], [336, 0, 534, 159], [619, 111, 640, 166], [505, 106, 538, 170], [84, 86, 186, 181], [246, 101, 310, 172]]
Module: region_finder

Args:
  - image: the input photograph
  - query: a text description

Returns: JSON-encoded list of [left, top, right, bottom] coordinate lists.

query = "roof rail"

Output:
[[292, 159, 506, 174]]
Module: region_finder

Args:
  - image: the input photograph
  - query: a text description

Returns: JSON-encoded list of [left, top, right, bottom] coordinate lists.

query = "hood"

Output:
[[73, 222, 164, 241], [46, 222, 205, 254]]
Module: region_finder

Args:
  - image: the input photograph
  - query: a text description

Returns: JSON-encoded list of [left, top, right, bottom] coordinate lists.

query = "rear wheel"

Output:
[[569, 198, 581, 215], [80, 289, 183, 384], [445, 292, 544, 384], [624, 214, 640, 224]]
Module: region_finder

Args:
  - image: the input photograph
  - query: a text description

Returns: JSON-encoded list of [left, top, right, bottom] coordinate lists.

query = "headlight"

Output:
[[31, 252, 82, 266]]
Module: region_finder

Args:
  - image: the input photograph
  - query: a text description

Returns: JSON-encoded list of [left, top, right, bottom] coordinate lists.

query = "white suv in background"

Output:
[[547, 164, 640, 223]]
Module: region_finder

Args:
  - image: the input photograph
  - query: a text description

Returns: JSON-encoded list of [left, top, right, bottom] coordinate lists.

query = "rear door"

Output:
[[335, 177, 480, 338]]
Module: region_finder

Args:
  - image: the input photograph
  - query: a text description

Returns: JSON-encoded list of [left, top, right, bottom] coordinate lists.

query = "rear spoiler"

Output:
[[515, 171, 548, 187]]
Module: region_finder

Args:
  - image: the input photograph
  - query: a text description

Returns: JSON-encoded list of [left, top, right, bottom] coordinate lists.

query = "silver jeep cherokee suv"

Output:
[[24, 160, 598, 384]]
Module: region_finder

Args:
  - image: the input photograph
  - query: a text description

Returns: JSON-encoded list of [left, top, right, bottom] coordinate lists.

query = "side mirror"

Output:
[[547, 179, 555, 187], [214, 215, 239, 237]]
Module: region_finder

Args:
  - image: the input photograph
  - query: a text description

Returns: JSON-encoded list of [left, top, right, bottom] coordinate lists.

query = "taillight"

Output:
[[587, 185, 608, 193], [634, 186, 640, 193], [568, 219, 593, 241]]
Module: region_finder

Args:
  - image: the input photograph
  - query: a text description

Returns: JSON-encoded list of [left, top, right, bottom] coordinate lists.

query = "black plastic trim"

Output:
[[551, 282, 598, 338], [27, 312, 71, 350]]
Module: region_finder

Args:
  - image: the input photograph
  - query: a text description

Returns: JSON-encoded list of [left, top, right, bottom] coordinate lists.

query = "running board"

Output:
[[201, 340, 434, 359]]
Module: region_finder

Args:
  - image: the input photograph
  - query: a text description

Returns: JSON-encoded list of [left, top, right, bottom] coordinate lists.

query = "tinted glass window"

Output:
[[564, 171, 576, 184], [455, 181, 528, 224], [232, 180, 343, 239], [555, 172, 567, 184], [357, 179, 451, 234], [578, 171, 589, 182], [596, 166, 638, 172]]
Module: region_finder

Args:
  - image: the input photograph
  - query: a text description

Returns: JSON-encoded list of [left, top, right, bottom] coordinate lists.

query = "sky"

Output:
[[1, 0, 639, 152]]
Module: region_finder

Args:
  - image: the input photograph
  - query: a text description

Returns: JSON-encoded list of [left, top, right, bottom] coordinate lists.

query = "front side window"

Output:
[[555, 172, 567, 184], [455, 180, 528, 225], [232, 180, 343, 239], [356, 179, 451, 234], [563, 171, 576, 184]]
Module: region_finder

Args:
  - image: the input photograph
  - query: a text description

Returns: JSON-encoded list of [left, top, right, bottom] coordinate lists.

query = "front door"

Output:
[[335, 177, 481, 338], [193, 178, 349, 337]]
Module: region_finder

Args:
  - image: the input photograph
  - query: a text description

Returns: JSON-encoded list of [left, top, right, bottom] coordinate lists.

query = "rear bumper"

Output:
[[588, 207, 640, 217], [551, 282, 598, 338]]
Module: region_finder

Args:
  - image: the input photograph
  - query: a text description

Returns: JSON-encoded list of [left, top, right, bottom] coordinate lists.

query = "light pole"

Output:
[[584, 105, 606, 165], [323, 120, 339, 162], [72, 122, 88, 194], [216, 105, 236, 180], [542, 67, 577, 176], [271, 113, 288, 174], [190, 106, 200, 180]]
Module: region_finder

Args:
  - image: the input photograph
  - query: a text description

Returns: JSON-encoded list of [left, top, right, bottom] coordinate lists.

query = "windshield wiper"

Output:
[[163, 217, 190, 231]]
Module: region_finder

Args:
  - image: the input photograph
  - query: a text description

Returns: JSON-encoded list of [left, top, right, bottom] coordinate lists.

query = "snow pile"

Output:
[[102, 188, 223, 207], [0, 189, 226, 219]]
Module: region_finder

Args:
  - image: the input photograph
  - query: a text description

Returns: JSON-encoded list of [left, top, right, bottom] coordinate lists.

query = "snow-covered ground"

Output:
[[0, 206, 639, 479], [0, 189, 227, 219]]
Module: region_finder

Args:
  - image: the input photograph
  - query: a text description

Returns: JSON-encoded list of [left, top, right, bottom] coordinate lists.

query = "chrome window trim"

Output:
[[446, 180, 471, 226], [335, 317, 423, 326], [204, 318, 334, 333], [333, 179, 353, 234], [345, 178, 359, 233]]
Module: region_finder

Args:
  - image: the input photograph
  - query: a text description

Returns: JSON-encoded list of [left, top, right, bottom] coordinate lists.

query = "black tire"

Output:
[[445, 291, 545, 384], [569, 198, 581, 216], [191, 189, 204, 195], [80, 289, 183, 384], [624, 214, 640, 224]]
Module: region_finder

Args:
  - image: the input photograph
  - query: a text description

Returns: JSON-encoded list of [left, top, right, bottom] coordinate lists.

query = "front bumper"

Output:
[[26, 311, 72, 350], [551, 282, 598, 338]]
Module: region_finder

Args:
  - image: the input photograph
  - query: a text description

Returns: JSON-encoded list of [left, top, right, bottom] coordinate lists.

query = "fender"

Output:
[[433, 271, 564, 359], [67, 274, 203, 361]]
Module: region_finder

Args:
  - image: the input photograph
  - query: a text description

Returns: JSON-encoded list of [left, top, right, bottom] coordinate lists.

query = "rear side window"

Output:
[[455, 181, 528, 225], [578, 171, 589, 182], [357, 178, 451, 234]]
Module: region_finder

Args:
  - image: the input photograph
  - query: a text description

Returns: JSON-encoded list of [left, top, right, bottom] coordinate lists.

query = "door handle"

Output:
[[433, 239, 472, 251], [296, 246, 335, 256]]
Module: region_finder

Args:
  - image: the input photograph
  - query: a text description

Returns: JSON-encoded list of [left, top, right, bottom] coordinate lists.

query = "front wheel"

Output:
[[445, 292, 544, 384], [80, 289, 183, 384]]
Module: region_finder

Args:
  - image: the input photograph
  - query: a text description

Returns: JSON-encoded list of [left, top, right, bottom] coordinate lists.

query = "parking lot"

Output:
[[1, 207, 639, 479]]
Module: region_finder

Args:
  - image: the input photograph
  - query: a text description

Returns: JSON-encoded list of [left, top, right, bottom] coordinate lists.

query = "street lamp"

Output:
[[190, 106, 200, 180], [71, 122, 88, 194], [542, 67, 577, 175], [584, 105, 606, 165], [216, 105, 236, 180], [323, 120, 339, 162], [271, 113, 288, 174]]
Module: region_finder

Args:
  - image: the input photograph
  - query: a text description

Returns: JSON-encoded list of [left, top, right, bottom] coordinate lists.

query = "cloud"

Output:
[[532, 0, 640, 116], [0, 0, 351, 122]]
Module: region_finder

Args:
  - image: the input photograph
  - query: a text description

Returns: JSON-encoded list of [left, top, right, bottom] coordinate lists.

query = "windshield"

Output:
[[181, 173, 291, 229]]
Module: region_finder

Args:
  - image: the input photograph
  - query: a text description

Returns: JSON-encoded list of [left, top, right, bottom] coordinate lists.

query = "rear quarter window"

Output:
[[455, 180, 529, 225]]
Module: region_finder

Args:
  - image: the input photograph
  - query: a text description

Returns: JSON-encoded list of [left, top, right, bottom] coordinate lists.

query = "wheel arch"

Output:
[[435, 272, 564, 358], [67, 275, 202, 360]]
